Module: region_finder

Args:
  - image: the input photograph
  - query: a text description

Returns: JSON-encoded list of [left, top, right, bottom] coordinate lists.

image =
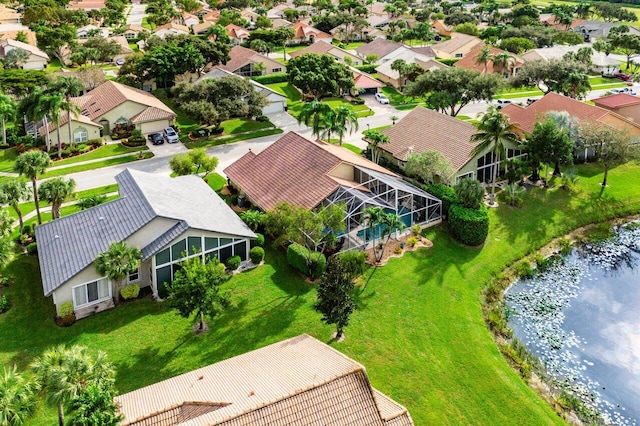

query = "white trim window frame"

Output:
[[456, 171, 474, 182], [72, 277, 111, 309], [127, 268, 140, 284], [74, 128, 88, 143]]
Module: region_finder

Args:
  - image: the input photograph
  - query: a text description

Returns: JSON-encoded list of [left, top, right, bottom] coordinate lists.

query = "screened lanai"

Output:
[[322, 166, 442, 251]]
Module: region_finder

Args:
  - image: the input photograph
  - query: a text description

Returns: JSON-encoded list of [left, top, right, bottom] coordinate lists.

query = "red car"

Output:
[[613, 73, 632, 81]]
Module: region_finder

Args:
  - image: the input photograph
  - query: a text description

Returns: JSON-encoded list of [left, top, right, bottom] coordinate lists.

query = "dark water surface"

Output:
[[506, 224, 640, 425]]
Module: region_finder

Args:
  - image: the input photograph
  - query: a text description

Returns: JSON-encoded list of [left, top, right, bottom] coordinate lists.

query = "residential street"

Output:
[[66, 84, 637, 192], [126, 3, 146, 26]]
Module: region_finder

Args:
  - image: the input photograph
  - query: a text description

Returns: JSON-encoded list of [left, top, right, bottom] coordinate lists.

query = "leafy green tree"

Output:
[[522, 119, 572, 180], [240, 209, 265, 232], [406, 67, 503, 116], [610, 30, 640, 69], [297, 100, 332, 138], [511, 59, 590, 98], [0, 92, 16, 147], [404, 150, 455, 184], [580, 123, 640, 188], [453, 22, 479, 36], [14, 150, 51, 225], [31, 345, 116, 426], [66, 384, 122, 426], [44, 92, 65, 159], [362, 129, 390, 164], [475, 44, 492, 74], [0, 70, 49, 97], [38, 177, 76, 220], [170, 149, 219, 177], [501, 26, 554, 48], [275, 27, 295, 61], [94, 242, 142, 304], [523, 121, 553, 182], [166, 256, 230, 332], [592, 2, 637, 22], [33, 24, 76, 62], [454, 178, 484, 209], [19, 88, 52, 150], [364, 208, 406, 263], [0, 180, 31, 234], [444, 11, 477, 26], [499, 37, 534, 54], [314, 256, 356, 340], [287, 53, 355, 99], [0, 365, 36, 426], [2, 48, 30, 70], [470, 107, 521, 204]]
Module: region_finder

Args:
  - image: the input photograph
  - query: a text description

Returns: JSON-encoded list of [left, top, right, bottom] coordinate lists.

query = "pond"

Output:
[[506, 223, 640, 425]]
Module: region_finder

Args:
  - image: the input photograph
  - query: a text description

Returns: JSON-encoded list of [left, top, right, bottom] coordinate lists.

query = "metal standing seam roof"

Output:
[[115, 334, 414, 426], [36, 169, 255, 296]]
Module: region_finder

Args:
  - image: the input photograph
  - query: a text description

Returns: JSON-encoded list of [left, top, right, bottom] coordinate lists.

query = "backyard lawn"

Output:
[[50, 143, 149, 167], [2, 161, 640, 425]]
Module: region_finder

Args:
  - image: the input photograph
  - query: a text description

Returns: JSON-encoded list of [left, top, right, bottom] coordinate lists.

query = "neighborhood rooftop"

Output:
[[35, 169, 254, 296], [115, 334, 414, 426]]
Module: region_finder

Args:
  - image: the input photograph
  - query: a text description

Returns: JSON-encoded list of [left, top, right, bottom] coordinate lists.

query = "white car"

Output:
[[493, 99, 512, 109], [375, 93, 390, 104], [163, 127, 180, 143], [612, 87, 637, 95]]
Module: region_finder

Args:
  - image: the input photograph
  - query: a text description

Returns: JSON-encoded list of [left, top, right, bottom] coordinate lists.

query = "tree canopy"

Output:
[[404, 150, 455, 185], [314, 256, 356, 340], [287, 53, 355, 99], [510, 59, 590, 99]]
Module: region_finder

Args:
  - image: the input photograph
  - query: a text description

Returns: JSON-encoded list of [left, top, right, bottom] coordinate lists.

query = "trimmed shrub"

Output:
[[407, 236, 418, 247], [355, 64, 377, 73], [286, 243, 326, 279], [438, 58, 459, 66], [121, 138, 146, 148], [448, 203, 489, 246], [26, 242, 37, 255], [22, 224, 34, 238], [252, 72, 288, 84], [350, 97, 365, 105], [225, 255, 242, 270], [424, 184, 457, 218], [0, 295, 11, 314], [337, 250, 366, 278], [251, 233, 265, 248], [249, 246, 265, 264], [120, 283, 140, 300], [255, 115, 270, 122], [59, 301, 74, 317]]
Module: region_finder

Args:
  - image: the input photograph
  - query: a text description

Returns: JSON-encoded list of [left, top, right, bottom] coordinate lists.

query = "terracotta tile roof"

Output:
[[501, 92, 611, 133], [193, 20, 214, 34], [380, 106, 477, 170], [354, 70, 384, 89], [290, 21, 330, 40], [288, 39, 333, 57], [225, 23, 249, 39], [453, 44, 523, 73], [0, 5, 20, 22], [356, 38, 404, 59], [431, 32, 482, 56], [219, 45, 277, 73], [155, 22, 189, 33], [67, 0, 105, 9], [115, 334, 414, 426], [130, 106, 175, 123], [125, 24, 145, 32], [202, 10, 221, 22], [592, 93, 640, 109], [224, 131, 394, 211], [0, 28, 37, 46], [0, 38, 48, 59]]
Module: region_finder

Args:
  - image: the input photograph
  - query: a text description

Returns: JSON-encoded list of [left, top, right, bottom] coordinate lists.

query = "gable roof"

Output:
[[0, 26, 37, 46], [411, 45, 436, 57], [431, 32, 482, 56], [225, 23, 250, 39], [290, 21, 330, 40], [155, 22, 189, 35], [124, 24, 145, 32], [380, 106, 477, 170], [224, 131, 395, 211], [219, 45, 281, 73], [356, 38, 404, 59], [0, 38, 48, 59], [453, 44, 523, 73], [289, 39, 335, 57], [500, 92, 623, 134], [115, 334, 414, 426], [375, 50, 440, 80], [35, 169, 254, 296], [354, 69, 384, 89], [0, 4, 20, 23], [592, 93, 640, 109]]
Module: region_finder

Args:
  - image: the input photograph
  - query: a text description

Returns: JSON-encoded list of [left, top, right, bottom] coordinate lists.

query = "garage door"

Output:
[[140, 120, 169, 135], [262, 101, 286, 115]]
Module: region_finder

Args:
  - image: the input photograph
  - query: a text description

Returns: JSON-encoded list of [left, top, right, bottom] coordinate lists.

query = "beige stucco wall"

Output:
[[377, 73, 400, 90], [46, 121, 102, 145], [599, 114, 640, 136], [328, 48, 362, 66], [23, 55, 47, 70]]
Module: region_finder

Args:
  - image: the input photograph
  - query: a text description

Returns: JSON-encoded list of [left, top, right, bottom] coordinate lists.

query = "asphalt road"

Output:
[[126, 3, 146, 26]]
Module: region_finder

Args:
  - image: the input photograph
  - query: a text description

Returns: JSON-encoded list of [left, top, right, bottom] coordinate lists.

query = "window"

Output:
[[156, 248, 171, 266], [454, 53, 463, 58], [272, 67, 282, 73], [171, 239, 187, 261], [115, 117, 129, 125], [74, 127, 88, 143], [188, 236, 202, 255], [456, 171, 474, 182], [128, 268, 140, 283], [73, 278, 110, 307]]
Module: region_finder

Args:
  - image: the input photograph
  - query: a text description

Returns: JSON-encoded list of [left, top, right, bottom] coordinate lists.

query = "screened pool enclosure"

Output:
[[322, 167, 442, 251]]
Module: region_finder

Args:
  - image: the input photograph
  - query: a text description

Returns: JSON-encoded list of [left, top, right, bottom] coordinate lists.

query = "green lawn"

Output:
[[51, 144, 149, 167], [342, 143, 362, 154], [0, 147, 19, 172], [220, 118, 273, 135], [152, 89, 198, 133], [41, 152, 154, 179], [2, 161, 640, 424], [184, 128, 283, 149], [206, 172, 227, 192]]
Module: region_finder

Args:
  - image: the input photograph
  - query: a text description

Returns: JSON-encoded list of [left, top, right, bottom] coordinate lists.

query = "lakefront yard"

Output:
[[1, 161, 639, 425]]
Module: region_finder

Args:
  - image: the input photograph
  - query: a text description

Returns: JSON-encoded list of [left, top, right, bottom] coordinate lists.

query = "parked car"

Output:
[[612, 87, 637, 95], [163, 127, 179, 143], [526, 98, 540, 105], [375, 93, 390, 104], [147, 133, 164, 145], [613, 73, 632, 81], [493, 99, 512, 109], [115, 57, 125, 66]]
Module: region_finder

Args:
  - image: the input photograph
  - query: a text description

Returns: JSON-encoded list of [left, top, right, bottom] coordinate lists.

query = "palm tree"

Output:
[[0, 180, 31, 234], [297, 100, 331, 139], [379, 212, 406, 261], [475, 45, 492, 74], [0, 365, 36, 426], [0, 92, 16, 147], [38, 177, 76, 220], [491, 52, 515, 76], [94, 242, 142, 304], [50, 76, 84, 147], [31, 345, 116, 426], [276, 27, 295, 61], [331, 105, 359, 146], [43, 93, 65, 160], [471, 107, 521, 205], [547, 110, 581, 176], [19, 89, 51, 151], [14, 150, 51, 225], [362, 129, 390, 164], [364, 206, 384, 260]]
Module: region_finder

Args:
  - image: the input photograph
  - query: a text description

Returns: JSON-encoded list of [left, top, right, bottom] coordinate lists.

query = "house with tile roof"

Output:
[[289, 21, 331, 44], [67, 0, 105, 10], [431, 32, 483, 59], [225, 131, 441, 251], [154, 22, 190, 38], [123, 24, 145, 39], [220, 45, 286, 76], [330, 23, 385, 42], [193, 20, 215, 35], [375, 50, 447, 90], [520, 44, 621, 75], [0, 4, 21, 24], [0, 38, 48, 69], [116, 334, 414, 426], [225, 23, 250, 45], [353, 68, 384, 94], [34, 80, 176, 145], [0, 24, 37, 46], [592, 93, 640, 124], [355, 38, 405, 64], [289, 40, 363, 65], [431, 20, 452, 37], [454, 44, 523, 75], [36, 169, 255, 319], [379, 106, 525, 182], [572, 20, 640, 42], [202, 9, 221, 23]]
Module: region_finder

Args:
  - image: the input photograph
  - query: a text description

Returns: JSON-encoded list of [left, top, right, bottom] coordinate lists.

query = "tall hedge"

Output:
[[252, 72, 288, 84], [424, 184, 457, 218], [448, 203, 489, 246], [286, 243, 326, 279]]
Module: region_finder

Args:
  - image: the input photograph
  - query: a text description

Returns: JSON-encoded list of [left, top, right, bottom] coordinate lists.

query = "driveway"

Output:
[[127, 3, 146, 25]]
